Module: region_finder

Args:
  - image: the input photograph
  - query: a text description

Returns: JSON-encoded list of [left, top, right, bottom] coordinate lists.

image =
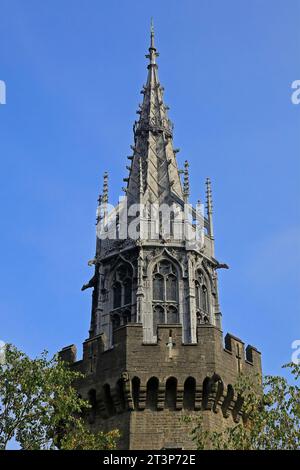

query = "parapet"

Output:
[[59, 344, 77, 363]]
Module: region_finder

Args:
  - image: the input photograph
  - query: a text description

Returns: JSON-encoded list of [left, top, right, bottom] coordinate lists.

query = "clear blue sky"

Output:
[[0, 0, 299, 378]]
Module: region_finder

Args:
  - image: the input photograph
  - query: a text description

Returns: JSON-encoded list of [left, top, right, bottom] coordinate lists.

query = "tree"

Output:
[[0, 344, 120, 450], [186, 363, 300, 450]]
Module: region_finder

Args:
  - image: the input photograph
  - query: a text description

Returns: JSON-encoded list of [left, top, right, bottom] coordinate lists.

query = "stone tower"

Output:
[[60, 25, 262, 450]]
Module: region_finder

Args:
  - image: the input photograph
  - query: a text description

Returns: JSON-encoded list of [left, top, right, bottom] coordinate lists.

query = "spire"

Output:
[[205, 177, 214, 240], [126, 25, 184, 209]]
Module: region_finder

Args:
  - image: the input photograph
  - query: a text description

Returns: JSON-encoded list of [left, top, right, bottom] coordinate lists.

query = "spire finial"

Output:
[[102, 171, 108, 204], [147, 18, 158, 65], [150, 18, 155, 49], [205, 177, 214, 240]]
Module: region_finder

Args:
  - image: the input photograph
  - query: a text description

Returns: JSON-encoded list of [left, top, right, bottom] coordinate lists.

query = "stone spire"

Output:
[[126, 22, 184, 208]]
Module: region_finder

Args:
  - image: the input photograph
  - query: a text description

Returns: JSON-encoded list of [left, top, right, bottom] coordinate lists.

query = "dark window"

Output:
[[153, 305, 165, 332], [166, 274, 177, 301], [153, 274, 164, 300], [124, 278, 132, 305], [103, 384, 116, 417], [165, 377, 177, 410], [201, 285, 208, 312], [195, 270, 210, 322], [167, 305, 178, 324], [183, 377, 196, 410], [113, 282, 122, 309], [146, 377, 159, 411], [132, 377, 140, 410], [152, 261, 179, 329], [112, 314, 120, 344], [116, 379, 126, 411]]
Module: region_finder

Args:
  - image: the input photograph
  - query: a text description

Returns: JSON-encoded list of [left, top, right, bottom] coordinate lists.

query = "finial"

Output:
[[205, 177, 214, 240], [102, 171, 108, 204], [146, 18, 158, 65], [205, 177, 213, 214], [150, 18, 155, 49], [183, 160, 190, 202]]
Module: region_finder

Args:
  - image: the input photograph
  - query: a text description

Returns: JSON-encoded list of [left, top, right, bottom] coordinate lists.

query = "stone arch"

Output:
[[202, 374, 224, 412], [146, 377, 159, 411], [116, 378, 126, 411], [222, 384, 234, 418], [132, 376, 140, 410], [165, 377, 177, 410], [183, 377, 196, 410], [102, 383, 116, 417], [147, 248, 184, 279]]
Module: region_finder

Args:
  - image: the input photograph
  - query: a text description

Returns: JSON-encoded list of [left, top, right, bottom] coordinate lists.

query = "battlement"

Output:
[[60, 324, 261, 375], [59, 324, 261, 430]]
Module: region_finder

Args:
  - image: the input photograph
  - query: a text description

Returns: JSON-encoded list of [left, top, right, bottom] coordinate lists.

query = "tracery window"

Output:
[[111, 264, 133, 342], [195, 270, 210, 324], [152, 260, 179, 331]]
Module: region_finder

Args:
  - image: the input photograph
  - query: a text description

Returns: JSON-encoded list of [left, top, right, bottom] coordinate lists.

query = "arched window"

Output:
[[102, 384, 116, 417], [166, 274, 177, 301], [183, 377, 196, 410], [146, 377, 159, 411], [165, 377, 177, 410], [201, 285, 208, 312], [111, 264, 133, 340], [195, 270, 210, 324], [152, 260, 179, 330], [153, 274, 164, 300], [132, 377, 140, 410], [116, 379, 126, 411]]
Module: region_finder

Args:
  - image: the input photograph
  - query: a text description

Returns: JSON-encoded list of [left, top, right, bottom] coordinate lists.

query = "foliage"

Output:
[[186, 363, 300, 450], [0, 344, 120, 450]]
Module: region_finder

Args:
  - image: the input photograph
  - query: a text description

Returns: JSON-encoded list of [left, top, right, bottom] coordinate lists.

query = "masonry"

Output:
[[59, 24, 262, 450]]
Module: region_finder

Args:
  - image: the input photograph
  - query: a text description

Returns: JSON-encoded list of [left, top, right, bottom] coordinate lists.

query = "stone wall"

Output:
[[59, 324, 261, 449]]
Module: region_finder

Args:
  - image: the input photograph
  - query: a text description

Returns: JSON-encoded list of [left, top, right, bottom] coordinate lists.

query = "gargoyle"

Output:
[[215, 263, 229, 270], [81, 275, 97, 291]]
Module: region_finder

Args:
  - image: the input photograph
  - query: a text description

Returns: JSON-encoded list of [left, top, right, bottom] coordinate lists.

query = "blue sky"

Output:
[[0, 0, 299, 378]]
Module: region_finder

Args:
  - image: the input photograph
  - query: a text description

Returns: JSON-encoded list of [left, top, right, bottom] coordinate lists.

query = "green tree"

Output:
[[186, 363, 300, 450], [0, 344, 120, 450]]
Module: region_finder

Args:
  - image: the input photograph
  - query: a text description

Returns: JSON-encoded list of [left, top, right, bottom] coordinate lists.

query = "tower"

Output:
[[59, 25, 262, 450]]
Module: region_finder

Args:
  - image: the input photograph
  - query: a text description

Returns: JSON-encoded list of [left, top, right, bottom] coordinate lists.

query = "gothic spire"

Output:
[[126, 24, 184, 208]]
